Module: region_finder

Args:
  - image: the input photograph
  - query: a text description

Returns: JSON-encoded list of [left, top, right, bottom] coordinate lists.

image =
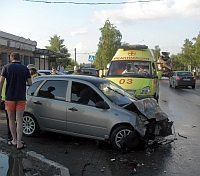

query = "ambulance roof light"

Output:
[[118, 45, 148, 50]]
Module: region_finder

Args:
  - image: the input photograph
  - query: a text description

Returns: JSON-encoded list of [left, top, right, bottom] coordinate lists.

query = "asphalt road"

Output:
[[0, 78, 200, 176]]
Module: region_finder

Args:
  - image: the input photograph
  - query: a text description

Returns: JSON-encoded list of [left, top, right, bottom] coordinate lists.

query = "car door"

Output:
[[66, 81, 111, 138], [31, 80, 68, 131]]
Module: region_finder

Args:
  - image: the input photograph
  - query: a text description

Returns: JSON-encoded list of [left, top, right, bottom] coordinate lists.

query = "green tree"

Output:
[[152, 45, 161, 61], [193, 32, 200, 67], [181, 38, 195, 71], [45, 34, 71, 68], [171, 54, 185, 71], [95, 19, 122, 69]]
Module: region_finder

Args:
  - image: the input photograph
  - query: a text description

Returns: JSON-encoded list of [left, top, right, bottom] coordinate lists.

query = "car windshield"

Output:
[[177, 72, 193, 76], [95, 80, 134, 106], [107, 60, 151, 78]]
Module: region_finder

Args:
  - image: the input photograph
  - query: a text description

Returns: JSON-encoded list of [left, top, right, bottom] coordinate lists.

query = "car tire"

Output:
[[173, 82, 177, 89], [169, 81, 172, 87], [110, 125, 136, 150], [23, 113, 40, 137]]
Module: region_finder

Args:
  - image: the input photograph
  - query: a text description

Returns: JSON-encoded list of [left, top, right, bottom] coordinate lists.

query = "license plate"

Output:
[[183, 78, 190, 81]]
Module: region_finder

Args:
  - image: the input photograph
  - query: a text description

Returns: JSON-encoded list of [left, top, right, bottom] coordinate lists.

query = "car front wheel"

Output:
[[110, 125, 136, 150], [23, 113, 40, 137]]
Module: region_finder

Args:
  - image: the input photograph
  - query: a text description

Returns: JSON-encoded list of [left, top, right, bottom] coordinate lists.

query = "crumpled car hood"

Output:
[[133, 98, 168, 121]]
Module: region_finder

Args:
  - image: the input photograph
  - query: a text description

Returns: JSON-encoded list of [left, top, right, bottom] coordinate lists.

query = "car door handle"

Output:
[[68, 107, 78, 111], [33, 101, 42, 105]]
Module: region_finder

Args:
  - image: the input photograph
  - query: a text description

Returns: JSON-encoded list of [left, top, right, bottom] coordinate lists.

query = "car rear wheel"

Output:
[[110, 125, 136, 150], [173, 82, 177, 89], [192, 85, 195, 89], [23, 113, 40, 137]]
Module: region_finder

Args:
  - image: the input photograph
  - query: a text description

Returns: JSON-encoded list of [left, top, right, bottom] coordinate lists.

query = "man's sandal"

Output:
[[17, 143, 27, 150], [7, 141, 16, 146]]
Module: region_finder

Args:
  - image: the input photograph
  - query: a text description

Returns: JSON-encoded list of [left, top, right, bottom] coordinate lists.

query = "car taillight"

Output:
[[176, 76, 180, 80], [194, 76, 196, 81]]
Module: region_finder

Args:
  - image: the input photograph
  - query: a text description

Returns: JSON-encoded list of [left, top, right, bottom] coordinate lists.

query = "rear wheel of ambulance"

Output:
[[110, 125, 137, 150]]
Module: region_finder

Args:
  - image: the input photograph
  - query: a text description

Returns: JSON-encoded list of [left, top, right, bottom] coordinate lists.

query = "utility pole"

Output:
[[74, 48, 76, 65]]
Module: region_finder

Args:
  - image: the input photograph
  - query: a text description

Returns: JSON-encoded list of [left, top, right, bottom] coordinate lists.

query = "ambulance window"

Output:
[[108, 61, 126, 75]]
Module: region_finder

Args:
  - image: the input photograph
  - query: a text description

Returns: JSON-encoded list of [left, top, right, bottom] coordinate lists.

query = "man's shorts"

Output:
[[5, 101, 26, 111]]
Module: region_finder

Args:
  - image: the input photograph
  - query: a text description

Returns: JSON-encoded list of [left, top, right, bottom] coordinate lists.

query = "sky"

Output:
[[0, 0, 200, 64]]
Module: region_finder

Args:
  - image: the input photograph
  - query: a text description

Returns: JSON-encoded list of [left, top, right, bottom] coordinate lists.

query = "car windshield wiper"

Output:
[[107, 74, 129, 77], [106, 87, 124, 96]]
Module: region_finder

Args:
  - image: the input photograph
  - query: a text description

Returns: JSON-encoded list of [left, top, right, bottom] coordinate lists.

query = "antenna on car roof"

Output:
[[138, 39, 144, 44]]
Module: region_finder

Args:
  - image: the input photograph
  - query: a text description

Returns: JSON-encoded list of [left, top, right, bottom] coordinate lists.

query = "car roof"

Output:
[[81, 68, 99, 70], [38, 70, 51, 72], [174, 71, 192, 73], [33, 74, 107, 84], [174, 71, 191, 72]]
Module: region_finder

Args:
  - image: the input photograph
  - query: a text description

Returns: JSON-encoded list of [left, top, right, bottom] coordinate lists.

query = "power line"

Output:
[[76, 52, 96, 54], [24, 0, 162, 5]]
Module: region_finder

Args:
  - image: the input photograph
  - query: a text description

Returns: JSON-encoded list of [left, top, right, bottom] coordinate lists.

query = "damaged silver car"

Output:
[[23, 75, 173, 150]]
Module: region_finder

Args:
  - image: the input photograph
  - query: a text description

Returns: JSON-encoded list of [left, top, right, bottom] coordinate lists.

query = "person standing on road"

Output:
[[0, 52, 32, 150], [57, 62, 64, 73], [27, 64, 39, 79]]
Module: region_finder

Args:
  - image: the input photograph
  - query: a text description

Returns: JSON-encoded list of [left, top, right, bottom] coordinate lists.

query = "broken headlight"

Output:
[[139, 113, 149, 124]]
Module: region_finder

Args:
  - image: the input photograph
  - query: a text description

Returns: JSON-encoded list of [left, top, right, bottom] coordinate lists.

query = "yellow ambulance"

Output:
[[106, 45, 161, 102]]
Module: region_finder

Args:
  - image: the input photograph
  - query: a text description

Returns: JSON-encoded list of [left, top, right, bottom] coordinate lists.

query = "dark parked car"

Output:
[[63, 70, 74, 74], [169, 71, 196, 89], [81, 68, 99, 77], [23, 75, 173, 150]]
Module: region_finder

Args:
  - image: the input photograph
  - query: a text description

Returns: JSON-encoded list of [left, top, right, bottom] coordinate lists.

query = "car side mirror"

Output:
[[95, 101, 110, 109], [157, 71, 162, 80]]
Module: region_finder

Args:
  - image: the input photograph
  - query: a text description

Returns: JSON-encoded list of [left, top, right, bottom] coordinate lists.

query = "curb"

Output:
[[0, 137, 70, 176], [24, 151, 70, 176]]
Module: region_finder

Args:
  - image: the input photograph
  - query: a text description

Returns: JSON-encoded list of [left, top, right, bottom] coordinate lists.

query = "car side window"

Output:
[[27, 81, 43, 96], [71, 81, 103, 106], [37, 80, 68, 100]]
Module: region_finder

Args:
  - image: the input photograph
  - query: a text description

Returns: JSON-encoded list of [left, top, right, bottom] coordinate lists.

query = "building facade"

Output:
[[0, 31, 49, 70]]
